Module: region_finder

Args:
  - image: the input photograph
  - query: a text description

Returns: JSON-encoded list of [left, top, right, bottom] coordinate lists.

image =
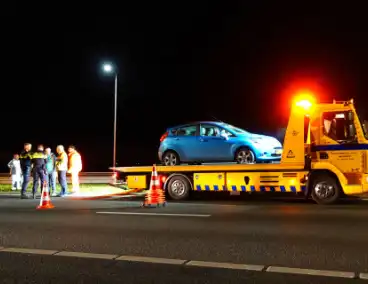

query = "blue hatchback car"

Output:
[[158, 121, 283, 166]]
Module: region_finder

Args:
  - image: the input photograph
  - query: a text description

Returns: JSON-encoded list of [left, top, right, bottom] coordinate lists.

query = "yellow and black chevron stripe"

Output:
[[195, 185, 306, 192]]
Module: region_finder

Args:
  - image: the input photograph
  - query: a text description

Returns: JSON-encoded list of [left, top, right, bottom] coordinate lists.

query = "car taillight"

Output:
[[160, 131, 168, 142]]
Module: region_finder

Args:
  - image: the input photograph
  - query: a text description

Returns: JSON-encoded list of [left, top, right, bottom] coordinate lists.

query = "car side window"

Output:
[[219, 127, 234, 138], [200, 124, 219, 136], [200, 124, 234, 137], [176, 125, 197, 136]]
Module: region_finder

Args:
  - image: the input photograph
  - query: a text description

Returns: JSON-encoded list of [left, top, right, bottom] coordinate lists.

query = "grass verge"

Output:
[[0, 183, 128, 194]]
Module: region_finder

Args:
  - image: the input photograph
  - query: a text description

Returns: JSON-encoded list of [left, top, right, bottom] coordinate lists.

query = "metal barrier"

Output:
[[0, 172, 112, 184]]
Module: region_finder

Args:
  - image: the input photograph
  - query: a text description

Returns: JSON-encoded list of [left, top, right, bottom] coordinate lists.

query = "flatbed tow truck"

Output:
[[113, 96, 368, 204]]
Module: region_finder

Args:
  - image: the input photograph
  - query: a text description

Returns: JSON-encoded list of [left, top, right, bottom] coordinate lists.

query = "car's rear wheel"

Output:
[[162, 151, 180, 166], [235, 147, 256, 164]]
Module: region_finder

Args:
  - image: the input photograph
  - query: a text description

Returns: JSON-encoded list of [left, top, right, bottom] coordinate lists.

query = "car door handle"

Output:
[[199, 138, 208, 142]]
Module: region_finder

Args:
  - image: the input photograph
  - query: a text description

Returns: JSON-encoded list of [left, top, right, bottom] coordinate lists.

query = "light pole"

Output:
[[102, 63, 117, 172]]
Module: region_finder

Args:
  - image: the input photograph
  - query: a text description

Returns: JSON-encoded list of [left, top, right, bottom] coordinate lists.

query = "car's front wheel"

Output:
[[162, 151, 180, 166], [235, 147, 256, 164]]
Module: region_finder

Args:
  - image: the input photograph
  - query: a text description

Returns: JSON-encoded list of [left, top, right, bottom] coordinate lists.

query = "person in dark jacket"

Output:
[[31, 144, 47, 199], [19, 143, 33, 199]]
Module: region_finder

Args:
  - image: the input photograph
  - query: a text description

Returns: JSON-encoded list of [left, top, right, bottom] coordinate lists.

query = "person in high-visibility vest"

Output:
[[19, 143, 33, 199], [31, 144, 47, 199], [56, 145, 68, 197], [67, 145, 82, 194]]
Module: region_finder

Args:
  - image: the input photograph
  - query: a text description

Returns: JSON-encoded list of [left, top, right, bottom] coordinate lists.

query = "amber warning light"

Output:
[[294, 91, 316, 112], [296, 99, 312, 110]]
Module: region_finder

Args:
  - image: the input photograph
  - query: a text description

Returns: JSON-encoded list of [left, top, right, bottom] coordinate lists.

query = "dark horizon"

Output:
[[1, 3, 368, 172]]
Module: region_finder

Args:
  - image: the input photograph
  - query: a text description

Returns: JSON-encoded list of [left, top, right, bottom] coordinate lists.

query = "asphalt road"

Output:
[[0, 195, 368, 283]]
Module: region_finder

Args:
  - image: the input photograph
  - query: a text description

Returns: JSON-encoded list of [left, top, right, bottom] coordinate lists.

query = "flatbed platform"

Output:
[[112, 163, 305, 173]]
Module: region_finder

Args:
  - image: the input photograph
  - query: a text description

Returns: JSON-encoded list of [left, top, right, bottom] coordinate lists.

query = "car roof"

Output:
[[168, 121, 225, 130]]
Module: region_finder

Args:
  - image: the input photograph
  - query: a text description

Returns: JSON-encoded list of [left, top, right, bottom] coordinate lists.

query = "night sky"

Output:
[[1, 3, 368, 172]]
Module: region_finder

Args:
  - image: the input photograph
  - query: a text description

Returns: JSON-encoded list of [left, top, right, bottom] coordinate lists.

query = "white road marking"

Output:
[[55, 251, 118, 260], [0, 247, 57, 255], [360, 273, 368, 280], [116, 255, 186, 265], [186, 260, 264, 271], [266, 266, 355, 279], [96, 212, 211, 217], [110, 195, 139, 199], [0, 246, 364, 279], [173, 202, 240, 207]]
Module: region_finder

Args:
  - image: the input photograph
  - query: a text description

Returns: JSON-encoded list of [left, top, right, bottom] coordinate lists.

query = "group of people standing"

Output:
[[7, 143, 82, 199]]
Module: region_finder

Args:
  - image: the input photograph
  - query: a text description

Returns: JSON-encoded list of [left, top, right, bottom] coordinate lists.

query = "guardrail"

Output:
[[0, 172, 113, 184]]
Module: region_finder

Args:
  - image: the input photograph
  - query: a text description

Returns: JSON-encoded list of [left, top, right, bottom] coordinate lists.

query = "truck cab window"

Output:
[[322, 111, 356, 143]]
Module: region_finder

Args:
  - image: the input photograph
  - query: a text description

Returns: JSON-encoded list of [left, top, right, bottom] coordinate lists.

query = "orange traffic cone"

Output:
[[143, 164, 166, 207], [37, 181, 55, 210]]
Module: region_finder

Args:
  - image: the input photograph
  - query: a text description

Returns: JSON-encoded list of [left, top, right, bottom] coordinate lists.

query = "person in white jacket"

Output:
[[8, 154, 22, 190]]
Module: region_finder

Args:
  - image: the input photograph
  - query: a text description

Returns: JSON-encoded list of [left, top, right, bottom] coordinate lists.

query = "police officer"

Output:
[[19, 143, 33, 199], [31, 144, 47, 199]]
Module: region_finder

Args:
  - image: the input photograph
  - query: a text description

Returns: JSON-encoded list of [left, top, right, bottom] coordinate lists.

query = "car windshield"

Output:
[[222, 123, 248, 134]]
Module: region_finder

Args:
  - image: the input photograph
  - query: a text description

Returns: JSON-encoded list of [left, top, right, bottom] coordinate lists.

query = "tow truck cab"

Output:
[[306, 99, 368, 198]]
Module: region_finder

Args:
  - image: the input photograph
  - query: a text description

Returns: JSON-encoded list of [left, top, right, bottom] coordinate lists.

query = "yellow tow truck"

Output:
[[113, 96, 368, 204]]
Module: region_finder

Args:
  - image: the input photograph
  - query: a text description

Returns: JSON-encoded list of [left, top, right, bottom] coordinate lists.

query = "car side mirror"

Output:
[[220, 134, 228, 140]]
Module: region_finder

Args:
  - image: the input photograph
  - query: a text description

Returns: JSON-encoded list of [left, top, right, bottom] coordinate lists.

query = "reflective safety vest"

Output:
[[31, 151, 47, 169], [56, 152, 68, 171], [68, 151, 82, 172], [20, 151, 32, 169]]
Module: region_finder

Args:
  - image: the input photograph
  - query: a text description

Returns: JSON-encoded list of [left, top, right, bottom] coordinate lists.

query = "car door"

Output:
[[172, 124, 200, 161], [198, 124, 233, 161]]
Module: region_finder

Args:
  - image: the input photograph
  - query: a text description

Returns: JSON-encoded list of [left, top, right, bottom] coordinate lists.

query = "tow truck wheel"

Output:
[[235, 147, 256, 164], [311, 174, 340, 205], [166, 175, 191, 200], [162, 151, 180, 166]]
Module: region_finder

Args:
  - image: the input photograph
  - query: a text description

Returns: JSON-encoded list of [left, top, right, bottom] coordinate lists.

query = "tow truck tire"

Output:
[[166, 174, 191, 200], [310, 174, 341, 205]]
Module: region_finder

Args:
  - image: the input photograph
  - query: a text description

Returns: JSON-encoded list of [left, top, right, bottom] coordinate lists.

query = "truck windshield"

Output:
[[361, 119, 367, 139], [357, 114, 368, 139]]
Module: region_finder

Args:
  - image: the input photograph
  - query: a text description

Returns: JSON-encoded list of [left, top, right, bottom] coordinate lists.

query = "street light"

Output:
[[102, 63, 118, 172]]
